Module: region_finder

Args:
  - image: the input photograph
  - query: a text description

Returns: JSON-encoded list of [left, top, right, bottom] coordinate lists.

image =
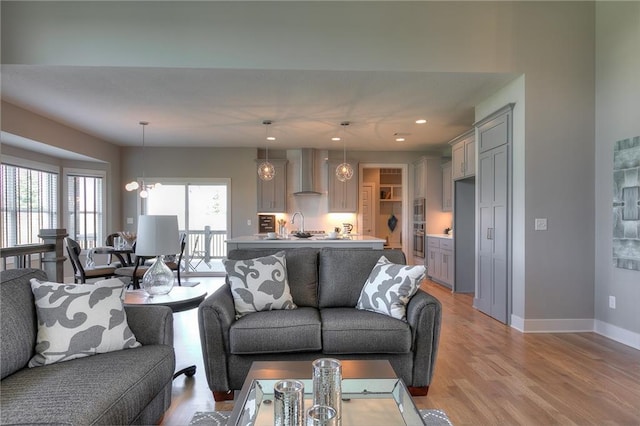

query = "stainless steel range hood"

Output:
[[293, 148, 321, 195]]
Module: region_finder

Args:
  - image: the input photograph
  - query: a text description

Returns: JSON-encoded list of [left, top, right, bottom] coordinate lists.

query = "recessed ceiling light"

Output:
[[331, 137, 341, 141], [266, 136, 276, 141], [395, 138, 405, 142], [415, 119, 427, 124]]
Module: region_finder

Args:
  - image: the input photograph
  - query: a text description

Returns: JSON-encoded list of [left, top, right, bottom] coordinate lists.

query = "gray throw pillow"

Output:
[[29, 278, 141, 367], [356, 255, 426, 321], [224, 251, 297, 319]]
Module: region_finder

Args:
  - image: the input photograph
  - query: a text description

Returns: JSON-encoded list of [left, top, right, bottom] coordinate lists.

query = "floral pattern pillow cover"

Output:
[[356, 255, 426, 321], [223, 251, 297, 319], [29, 278, 141, 367]]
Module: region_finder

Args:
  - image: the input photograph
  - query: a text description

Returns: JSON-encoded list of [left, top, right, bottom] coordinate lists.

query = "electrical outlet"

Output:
[[534, 218, 547, 231], [247, 219, 252, 226], [609, 296, 616, 309]]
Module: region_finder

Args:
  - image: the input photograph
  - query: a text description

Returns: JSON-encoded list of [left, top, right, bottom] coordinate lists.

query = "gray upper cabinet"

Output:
[[328, 159, 358, 212], [450, 129, 476, 180], [441, 162, 452, 212], [257, 159, 287, 213], [478, 110, 511, 153]]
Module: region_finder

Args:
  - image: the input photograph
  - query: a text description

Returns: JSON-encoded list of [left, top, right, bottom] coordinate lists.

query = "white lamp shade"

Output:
[[135, 215, 180, 256]]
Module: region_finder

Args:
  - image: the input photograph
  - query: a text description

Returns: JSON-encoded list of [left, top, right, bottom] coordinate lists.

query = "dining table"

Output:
[[89, 246, 135, 267]]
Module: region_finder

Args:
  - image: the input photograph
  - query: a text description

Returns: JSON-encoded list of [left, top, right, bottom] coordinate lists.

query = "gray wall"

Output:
[[3, 2, 637, 340], [595, 2, 640, 335], [120, 146, 257, 238]]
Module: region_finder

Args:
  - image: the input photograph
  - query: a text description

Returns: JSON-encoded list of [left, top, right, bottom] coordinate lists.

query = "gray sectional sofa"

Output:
[[198, 247, 442, 400], [0, 268, 176, 425]]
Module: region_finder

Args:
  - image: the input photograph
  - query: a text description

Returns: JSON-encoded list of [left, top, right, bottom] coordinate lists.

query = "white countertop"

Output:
[[227, 235, 385, 243], [226, 234, 387, 249], [426, 234, 454, 239]]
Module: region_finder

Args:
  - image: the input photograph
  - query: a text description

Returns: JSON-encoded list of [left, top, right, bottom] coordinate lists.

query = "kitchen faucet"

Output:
[[291, 212, 305, 233]]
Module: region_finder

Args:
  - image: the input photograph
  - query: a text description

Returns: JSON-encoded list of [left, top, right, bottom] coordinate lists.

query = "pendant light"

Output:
[[336, 121, 354, 182], [125, 121, 161, 198], [258, 120, 276, 181]]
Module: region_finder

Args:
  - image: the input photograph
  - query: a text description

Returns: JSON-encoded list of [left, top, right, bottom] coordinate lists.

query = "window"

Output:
[[65, 170, 106, 250], [1, 162, 58, 246]]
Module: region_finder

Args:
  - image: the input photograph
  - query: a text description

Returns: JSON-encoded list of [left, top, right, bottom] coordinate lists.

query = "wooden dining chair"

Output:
[[65, 237, 117, 284]]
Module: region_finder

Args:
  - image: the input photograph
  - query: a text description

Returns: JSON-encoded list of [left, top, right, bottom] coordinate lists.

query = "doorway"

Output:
[[142, 179, 230, 276], [359, 164, 409, 256]]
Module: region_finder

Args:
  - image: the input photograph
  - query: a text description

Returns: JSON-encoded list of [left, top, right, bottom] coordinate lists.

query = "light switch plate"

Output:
[[534, 218, 547, 231], [126, 217, 134, 224]]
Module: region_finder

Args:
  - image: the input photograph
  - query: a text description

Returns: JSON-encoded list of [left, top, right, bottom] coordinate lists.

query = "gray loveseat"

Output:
[[198, 247, 441, 401], [1, 268, 176, 425]]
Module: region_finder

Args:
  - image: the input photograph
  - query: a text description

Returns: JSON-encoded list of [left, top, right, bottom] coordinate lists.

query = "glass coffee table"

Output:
[[228, 360, 423, 426]]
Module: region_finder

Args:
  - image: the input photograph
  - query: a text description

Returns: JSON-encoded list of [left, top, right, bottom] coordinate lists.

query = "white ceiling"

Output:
[[2, 65, 514, 152], [0, 1, 516, 154]]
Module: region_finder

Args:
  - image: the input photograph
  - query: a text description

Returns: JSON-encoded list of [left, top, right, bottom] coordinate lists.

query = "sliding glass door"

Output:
[[144, 179, 229, 276]]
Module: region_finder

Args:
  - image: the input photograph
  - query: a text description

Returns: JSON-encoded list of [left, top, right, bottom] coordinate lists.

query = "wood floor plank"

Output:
[[160, 277, 640, 426]]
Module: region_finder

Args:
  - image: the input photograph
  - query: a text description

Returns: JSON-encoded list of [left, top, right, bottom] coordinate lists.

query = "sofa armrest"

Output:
[[125, 305, 174, 346], [405, 289, 442, 387], [198, 285, 236, 392]]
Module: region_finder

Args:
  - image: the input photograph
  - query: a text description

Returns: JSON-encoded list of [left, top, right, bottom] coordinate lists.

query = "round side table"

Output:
[[125, 286, 207, 378]]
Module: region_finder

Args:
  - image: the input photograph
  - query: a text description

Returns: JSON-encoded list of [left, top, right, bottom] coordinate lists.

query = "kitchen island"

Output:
[[226, 235, 386, 250]]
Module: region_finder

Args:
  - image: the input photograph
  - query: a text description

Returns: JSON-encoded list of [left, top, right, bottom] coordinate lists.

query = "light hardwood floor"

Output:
[[161, 278, 640, 426]]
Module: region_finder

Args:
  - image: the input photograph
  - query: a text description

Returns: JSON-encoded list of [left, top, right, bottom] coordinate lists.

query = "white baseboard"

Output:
[[510, 315, 640, 350], [594, 320, 640, 350], [510, 316, 594, 333]]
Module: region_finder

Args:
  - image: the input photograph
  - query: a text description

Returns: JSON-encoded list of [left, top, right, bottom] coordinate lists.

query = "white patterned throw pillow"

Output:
[[356, 255, 426, 321], [28, 278, 141, 367], [223, 251, 297, 319]]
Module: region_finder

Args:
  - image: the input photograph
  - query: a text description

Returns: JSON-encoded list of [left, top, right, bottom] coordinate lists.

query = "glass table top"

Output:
[[233, 377, 423, 426]]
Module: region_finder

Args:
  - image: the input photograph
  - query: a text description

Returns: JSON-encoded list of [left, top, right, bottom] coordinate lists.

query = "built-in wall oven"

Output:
[[413, 198, 426, 258], [413, 197, 425, 222], [413, 223, 425, 258]]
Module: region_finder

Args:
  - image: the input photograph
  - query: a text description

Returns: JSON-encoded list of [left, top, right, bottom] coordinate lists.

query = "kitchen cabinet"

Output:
[[441, 162, 452, 212], [427, 236, 454, 288], [328, 159, 358, 212], [450, 129, 475, 180], [474, 104, 513, 324], [257, 159, 287, 213]]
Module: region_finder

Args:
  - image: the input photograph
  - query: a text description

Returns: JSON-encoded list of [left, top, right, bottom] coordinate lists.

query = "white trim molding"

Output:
[[511, 315, 640, 351], [594, 320, 640, 351]]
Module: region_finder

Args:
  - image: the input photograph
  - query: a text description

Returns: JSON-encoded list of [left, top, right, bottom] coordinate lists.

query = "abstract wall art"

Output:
[[613, 136, 640, 271]]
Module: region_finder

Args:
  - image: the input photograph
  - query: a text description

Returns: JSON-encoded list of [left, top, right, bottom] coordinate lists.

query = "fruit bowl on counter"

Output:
[[292, 232, 313, 239]]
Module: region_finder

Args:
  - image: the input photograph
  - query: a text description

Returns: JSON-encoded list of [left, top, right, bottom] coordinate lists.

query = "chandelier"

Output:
[[125, 121, 161, 198]]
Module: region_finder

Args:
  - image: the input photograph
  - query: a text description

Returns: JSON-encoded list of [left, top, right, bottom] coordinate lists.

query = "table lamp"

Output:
[[136, 215, 180, 295]]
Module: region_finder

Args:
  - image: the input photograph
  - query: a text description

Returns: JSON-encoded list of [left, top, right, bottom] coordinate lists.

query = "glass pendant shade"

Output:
[[336, 162, 354, 182], [141, 255, 174, 295], [125, 181, 139, 191], [258, 120, 276, 181], [258, 160, 275, 181]]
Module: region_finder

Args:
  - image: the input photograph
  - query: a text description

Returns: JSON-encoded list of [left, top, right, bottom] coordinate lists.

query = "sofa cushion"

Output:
[[227, 248, 320, 307], [318, 248, 406, 308], [29, 278, 141, 367], [224, 251, 297, 318], [0, 269, 47, 379], [0, 345, 174, 425], [320, 308, 412, 354], [356, 255, 426, 320], [229, 307, 322, 354]]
